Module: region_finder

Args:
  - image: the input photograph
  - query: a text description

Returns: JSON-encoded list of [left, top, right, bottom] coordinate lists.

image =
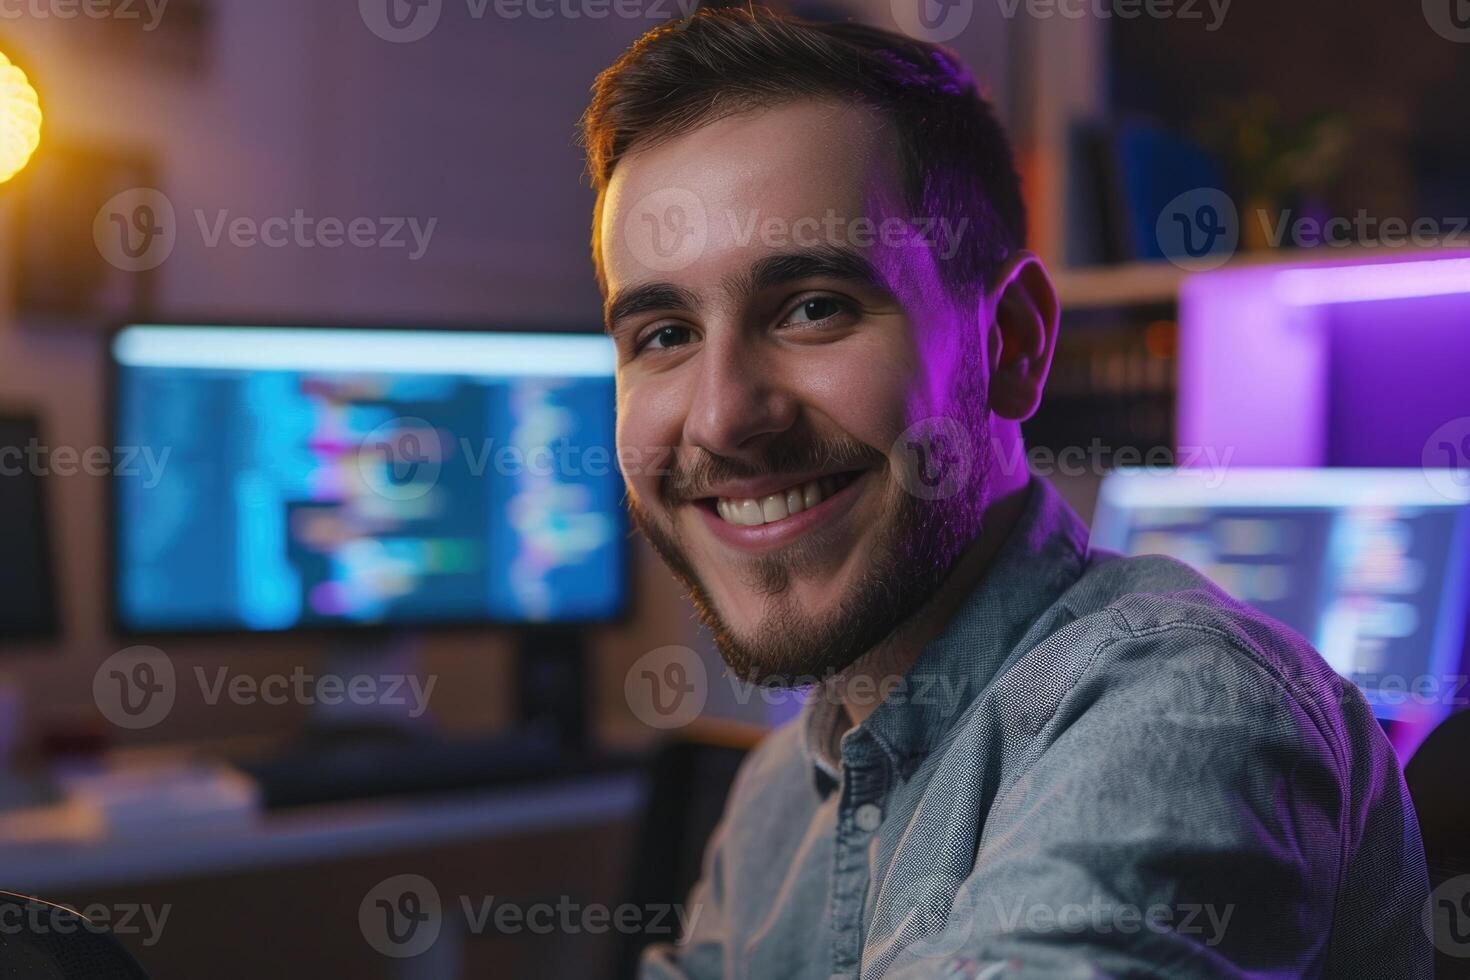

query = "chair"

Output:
[[1404, 709, 1470, 975], [1406, 710, 1470, 880], [0, 891, 151, 979], [612, 724, 761, 979]]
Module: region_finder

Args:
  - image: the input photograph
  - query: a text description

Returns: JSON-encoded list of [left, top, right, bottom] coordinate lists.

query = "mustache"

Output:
[[659, 437, 888, 507]]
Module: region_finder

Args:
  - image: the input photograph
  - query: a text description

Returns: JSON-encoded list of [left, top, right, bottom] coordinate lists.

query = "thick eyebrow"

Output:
[[603, 243, 890, 335], [605, 282, 700, 335], [738, 244, 889, 297]]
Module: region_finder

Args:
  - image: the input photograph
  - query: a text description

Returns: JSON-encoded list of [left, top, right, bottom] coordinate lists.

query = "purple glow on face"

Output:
[[1273, 256, 1470, 306]]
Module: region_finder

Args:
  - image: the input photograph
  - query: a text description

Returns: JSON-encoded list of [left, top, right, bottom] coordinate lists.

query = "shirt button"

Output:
[[854, 803, 883, 832]]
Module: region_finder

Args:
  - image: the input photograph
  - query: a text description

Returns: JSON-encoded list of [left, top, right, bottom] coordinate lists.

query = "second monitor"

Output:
[[1092, 467, 1470, 724]]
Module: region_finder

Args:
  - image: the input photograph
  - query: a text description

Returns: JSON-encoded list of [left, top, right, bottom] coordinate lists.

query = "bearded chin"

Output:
[[628, 413, 992, 688]]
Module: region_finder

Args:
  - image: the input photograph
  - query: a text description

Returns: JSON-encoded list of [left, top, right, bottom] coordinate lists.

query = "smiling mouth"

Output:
[[705, 471, 863, 527]]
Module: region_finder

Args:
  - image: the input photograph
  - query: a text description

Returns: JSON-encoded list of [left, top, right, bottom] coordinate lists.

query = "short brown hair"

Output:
[[580, 6, 1026, 307]]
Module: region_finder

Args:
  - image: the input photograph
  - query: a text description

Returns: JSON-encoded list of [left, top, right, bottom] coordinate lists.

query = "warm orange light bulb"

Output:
[[0, 51, 41, 184]]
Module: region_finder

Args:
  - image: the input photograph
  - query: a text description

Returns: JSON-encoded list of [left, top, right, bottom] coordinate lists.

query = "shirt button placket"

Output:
[[829, 738, 889, 978]]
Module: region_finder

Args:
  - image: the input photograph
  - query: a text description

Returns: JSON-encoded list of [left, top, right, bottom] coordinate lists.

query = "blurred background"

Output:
[[0, 0, 1468, 976]]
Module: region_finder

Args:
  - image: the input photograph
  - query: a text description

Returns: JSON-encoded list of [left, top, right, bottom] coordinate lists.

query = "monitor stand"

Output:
[[513, 625, 590, 754], [297, 627, 591, 751], [299, 630, 438, 748]]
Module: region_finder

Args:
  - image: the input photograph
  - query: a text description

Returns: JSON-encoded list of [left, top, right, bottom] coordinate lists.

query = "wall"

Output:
[[0, 0, 1020, 755]]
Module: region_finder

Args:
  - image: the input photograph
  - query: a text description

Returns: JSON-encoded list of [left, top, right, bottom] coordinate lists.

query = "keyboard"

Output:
[[240, 733, 640, 809]]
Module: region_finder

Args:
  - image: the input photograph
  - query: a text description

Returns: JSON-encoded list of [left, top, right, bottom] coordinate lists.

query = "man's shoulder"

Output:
[[725, 550, 1389, 815], [989, 548, 1376, 777], [1070, 550, 1354, 706]]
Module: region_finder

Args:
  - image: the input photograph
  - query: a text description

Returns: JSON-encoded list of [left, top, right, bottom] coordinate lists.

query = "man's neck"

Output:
[[837, 480, 1030, 728]]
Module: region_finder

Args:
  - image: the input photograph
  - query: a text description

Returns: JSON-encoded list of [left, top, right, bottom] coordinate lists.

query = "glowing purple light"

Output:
[[1179, 252, 1470, 467], [1272, 256, 1470, 306]]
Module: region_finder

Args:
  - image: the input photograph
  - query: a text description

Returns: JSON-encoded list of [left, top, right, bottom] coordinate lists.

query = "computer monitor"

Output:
[[0, 414, 60, 642], [1092, 468, 1470, 722], [109, 323, 629, 634]]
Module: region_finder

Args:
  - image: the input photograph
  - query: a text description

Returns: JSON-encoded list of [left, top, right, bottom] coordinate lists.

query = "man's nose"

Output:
[[683, 336, 798, 459]]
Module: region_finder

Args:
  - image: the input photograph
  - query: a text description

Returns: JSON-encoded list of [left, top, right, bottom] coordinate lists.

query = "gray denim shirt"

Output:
[[641, 477, 1432, 979]]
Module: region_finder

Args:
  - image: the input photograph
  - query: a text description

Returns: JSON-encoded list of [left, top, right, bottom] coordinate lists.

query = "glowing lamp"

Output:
[[0, 51, 40, 184]]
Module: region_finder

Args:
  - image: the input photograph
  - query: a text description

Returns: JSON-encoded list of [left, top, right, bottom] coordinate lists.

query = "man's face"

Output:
[[601, 100, 992, 684]]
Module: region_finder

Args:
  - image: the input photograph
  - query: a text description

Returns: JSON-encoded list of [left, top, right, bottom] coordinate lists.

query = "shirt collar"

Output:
[[801, 476, 1091, 791]]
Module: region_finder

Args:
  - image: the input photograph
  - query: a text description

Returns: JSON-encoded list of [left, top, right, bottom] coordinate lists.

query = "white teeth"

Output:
[[760, 494, 789, 523], [716, 476, 851, 527]]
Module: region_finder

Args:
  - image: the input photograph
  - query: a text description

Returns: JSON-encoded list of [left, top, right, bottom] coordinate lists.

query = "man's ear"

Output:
[[985, 251, 1059, 422]]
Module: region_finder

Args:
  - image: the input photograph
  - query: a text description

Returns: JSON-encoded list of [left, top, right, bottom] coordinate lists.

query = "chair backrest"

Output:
[[613, 732, 756, 978], [1404, 709, 1470, 970], [1406, 710, 1470, 881], [0, 891, 151, 979]]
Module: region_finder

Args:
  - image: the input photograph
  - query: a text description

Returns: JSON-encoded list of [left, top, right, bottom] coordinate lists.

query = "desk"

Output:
[[0, 772, 646, 980]]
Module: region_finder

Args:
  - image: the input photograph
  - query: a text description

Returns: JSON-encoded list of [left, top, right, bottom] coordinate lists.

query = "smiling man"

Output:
[[582, 8, 1430, 978]]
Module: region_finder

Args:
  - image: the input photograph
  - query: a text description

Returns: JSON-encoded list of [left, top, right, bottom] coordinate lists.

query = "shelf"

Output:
[[1053, 261, 1188, 310], [1051, 243, 1470, 312]]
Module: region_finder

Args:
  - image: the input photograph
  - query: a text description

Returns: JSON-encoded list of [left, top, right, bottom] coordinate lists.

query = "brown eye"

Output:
[[640, 324, 694, 352], [787, 297, 846, 325]]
